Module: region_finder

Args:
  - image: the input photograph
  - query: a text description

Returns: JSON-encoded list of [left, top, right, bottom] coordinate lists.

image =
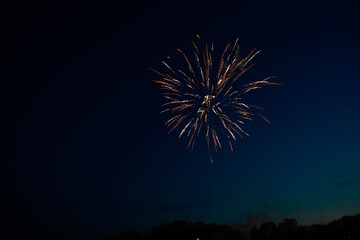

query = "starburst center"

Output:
[[203, 95, 216, 112]]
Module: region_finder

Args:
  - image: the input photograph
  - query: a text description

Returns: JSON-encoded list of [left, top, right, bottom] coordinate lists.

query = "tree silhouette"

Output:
[[105, 231, 142, 240], [276, 218, 298, 240], [259, 221, 277, 240], [107, 213, 360, 240], [327, 214, 360, 240]]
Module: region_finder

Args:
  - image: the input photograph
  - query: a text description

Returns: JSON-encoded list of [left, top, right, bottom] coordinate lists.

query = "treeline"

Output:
[[106, 213, 360, 240]]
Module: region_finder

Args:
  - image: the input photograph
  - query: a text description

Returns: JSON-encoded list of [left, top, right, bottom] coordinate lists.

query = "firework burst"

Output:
[[151, 35, 280, 163]]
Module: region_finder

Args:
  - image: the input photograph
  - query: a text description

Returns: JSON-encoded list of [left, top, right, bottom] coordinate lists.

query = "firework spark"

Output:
[[151, 35, 280, 163]]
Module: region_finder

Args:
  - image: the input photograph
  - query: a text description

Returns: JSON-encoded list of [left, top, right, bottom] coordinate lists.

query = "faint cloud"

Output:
[[232, 212, 269, 240], [263, 204, 281, 214], [155, 203, 196, 211], [316, 209, 326, 225], [245, 212, 269, 226], [337, 179, 360, 186]]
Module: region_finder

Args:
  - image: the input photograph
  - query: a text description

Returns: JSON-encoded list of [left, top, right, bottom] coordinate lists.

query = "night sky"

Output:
[[2, 0, 360, 239]]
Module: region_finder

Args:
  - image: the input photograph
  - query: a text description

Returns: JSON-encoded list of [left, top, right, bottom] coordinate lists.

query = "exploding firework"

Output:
[[151, 35, 279, 163]]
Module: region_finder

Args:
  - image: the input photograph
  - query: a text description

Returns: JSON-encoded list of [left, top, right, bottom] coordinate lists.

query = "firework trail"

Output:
[[151, 35, 280, 163]]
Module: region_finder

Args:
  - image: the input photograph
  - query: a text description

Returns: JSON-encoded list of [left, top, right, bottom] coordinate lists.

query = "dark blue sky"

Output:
[[2, 0, 360, 239]]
